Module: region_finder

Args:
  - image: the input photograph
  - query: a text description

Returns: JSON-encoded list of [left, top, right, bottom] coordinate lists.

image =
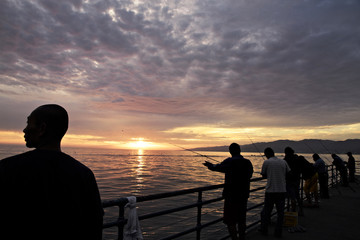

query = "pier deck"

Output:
[[246, 179, 360, 240]]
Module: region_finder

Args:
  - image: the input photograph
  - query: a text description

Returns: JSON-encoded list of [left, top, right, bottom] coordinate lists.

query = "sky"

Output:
[[1, 0, 360, 150]]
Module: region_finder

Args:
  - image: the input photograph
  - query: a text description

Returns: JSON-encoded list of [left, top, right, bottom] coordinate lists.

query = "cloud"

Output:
[[1, 0, 360, 147]]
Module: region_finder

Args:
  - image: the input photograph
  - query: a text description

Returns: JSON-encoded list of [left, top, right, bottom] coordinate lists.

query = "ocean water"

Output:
[[0, 144, 356, 239]]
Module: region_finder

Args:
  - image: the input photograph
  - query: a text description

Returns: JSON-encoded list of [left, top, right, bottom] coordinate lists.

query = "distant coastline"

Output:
[[190, 139, 360, 154]]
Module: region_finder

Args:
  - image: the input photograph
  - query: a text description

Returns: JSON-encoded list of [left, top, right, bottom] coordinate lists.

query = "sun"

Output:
[[134, 139, 147, 149], [129, 138, 151, 149]]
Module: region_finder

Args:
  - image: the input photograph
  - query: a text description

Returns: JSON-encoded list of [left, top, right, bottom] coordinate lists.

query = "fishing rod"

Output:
[[171, 144, 221, 163], [242, 131, 266, 161], [319, 140, 333, 154], [318, 140, 356, 191], [302, 141, 315, 154], [317, 140, 336, 164]]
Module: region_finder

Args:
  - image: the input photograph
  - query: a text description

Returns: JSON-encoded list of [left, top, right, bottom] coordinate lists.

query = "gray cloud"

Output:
[[1, 0, 360, 139]]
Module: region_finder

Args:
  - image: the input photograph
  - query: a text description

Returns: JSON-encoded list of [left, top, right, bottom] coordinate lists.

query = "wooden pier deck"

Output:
[[246, 179, 360, 240]]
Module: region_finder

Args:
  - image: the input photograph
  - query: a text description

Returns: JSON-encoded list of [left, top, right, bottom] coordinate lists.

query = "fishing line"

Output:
[[317, 140, 335, 164], [318, 140, 356, 191], [171, 144, 221, 163], [243, 132, 266, 161], [302, 141, 315, 154], [301, 141, 333, 164], [318, 140, 331, 154]]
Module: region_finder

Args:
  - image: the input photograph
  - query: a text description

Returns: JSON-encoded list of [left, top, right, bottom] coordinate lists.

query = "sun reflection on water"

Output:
[[135, 149, 145, 187]]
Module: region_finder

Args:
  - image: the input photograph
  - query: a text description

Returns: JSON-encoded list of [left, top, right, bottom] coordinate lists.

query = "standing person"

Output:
[[259, 147, 290, 238], [0, 104, 104, 240], [300, 156, 319, 207], [312, 154, 329, 198], [204, 143, 253, 240], [284, 147, 303, 215], [332, 154, 348, 186], [347, 152, 356, 182]]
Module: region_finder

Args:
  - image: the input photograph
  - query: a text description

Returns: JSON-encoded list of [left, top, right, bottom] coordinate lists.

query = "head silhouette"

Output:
[[312, 153, 320, 161], [264, 147, 275, 159], [284, 147, 294, 155], [23, 104, 68, 149], [229, 143, 241, 156]]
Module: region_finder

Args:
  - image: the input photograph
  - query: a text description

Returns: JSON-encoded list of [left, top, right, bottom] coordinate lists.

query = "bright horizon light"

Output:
[[129, 138, 147, 149]]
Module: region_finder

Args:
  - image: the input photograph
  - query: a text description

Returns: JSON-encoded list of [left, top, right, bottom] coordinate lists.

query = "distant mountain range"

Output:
[[191, 139, 360, 154]]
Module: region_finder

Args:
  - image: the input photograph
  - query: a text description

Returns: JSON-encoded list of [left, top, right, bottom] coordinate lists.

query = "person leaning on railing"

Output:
[[331, 154, 349, 187], [300, 156, 319, 207], [312, 153, 329, 199]]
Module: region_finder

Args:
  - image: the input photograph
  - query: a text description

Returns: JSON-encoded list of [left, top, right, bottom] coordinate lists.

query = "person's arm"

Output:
[[261, 162, 267, 178], [203, 161, 215, 170], [203, 159, 229, 173], [285, 161, 291, 173], [249, 161, 254, 179]]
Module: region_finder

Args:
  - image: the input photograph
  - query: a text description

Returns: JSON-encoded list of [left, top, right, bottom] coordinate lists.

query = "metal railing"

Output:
[[102, 162, 357, 240], [102, 177, 265, 240]]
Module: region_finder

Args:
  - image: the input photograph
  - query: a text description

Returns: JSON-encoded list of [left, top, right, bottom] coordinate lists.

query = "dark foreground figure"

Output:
[[204, 143, 253, 240], [0, 104, 103, 240]]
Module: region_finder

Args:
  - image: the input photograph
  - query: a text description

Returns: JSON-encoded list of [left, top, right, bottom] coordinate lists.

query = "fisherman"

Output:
[[312, 153, 329, 198], [259, 147, 290, 238], [332, 154, 348, 186], [203, 143, 253, 240], [0, 104, 104, 240], [284, 147, 303, 215], [347, 152, 356, 182], [301, 156, 319, 207]]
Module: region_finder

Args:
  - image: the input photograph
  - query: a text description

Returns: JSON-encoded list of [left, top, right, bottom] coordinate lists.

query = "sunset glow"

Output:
[[1, 1, 360, 149], [128, 138, 150, 149]]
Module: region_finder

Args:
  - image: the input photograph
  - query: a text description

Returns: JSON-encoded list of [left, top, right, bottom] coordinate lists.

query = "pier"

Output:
[[246, 179, 360, 240], [102, 164, 359, 240]]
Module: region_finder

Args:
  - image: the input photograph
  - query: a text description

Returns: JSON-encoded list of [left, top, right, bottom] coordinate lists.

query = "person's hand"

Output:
[[203, 161, 212, 167]]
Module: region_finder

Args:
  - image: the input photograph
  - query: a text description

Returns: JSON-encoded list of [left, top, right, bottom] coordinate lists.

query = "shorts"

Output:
[[223, 197, 247, 225], [286, 180, 300, 200]]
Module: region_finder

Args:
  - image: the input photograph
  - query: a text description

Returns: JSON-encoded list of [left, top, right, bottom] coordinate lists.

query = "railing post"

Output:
[[331, 165, 336, 187], [331, 165, 334, 187], [196, 191, 203, 240], [335, 166, 339, 185], [118, 202, 126, 240], [300, 174, 304, 202]]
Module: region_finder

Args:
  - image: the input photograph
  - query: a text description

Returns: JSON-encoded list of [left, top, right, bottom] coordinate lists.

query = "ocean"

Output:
[[0, 144, 354, 239]]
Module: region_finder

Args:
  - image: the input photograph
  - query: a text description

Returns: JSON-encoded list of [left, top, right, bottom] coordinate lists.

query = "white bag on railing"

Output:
[[123, 196, 143, 240]]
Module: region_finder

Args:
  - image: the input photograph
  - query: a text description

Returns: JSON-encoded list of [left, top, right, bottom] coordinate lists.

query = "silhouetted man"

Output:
[[332, 154, 348, 186], [312, 153, 329, 198], [284, 147, 303, 215], [347, 152, 356, 182], [260, 147, 290, 238], [0, 104, 103, 240], [204, 143, 253, 240]]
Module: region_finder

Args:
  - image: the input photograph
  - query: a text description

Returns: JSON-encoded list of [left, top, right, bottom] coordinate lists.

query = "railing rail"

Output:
[[102, 162, 358, 240]]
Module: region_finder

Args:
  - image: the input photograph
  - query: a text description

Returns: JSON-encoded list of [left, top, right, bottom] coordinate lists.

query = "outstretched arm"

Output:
[[203, 161, 215, 170]]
